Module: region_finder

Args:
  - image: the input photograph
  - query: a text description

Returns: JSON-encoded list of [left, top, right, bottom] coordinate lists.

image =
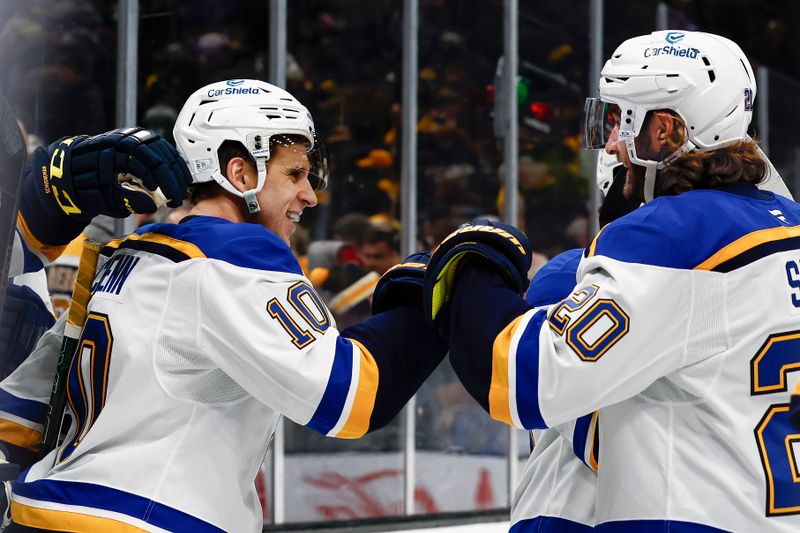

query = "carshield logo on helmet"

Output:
[[665, 31, 685, 44], [207, 85, 261, 98], [644, 45, 699, 59]]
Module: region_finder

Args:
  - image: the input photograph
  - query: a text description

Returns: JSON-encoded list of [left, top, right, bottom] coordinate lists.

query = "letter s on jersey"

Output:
[[547, 285, 630, 362], [784, 260, 800, 308]]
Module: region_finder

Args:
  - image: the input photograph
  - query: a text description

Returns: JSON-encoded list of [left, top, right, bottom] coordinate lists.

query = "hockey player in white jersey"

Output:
[[511, 153, 635, 533], [425, 30, 800, 532], [4, 79, 446, 533], [0, 127, 192, 468]]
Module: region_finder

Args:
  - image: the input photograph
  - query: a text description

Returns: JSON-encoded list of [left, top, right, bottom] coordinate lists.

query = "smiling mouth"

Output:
[[287, 212, 301, 223]]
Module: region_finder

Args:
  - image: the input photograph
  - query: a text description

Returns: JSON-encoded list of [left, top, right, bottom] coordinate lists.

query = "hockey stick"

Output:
[[38, 239, 102, 460]]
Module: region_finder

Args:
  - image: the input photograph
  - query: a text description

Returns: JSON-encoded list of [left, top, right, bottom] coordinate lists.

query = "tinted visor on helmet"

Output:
[[582, 98, 620, 150]]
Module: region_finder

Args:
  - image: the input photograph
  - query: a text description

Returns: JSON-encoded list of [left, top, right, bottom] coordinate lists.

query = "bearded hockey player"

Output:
[[426, 31, 800, 532]]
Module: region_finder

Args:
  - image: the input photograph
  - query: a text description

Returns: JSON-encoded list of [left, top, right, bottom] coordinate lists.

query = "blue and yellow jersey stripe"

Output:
[[126, 216, 302, 273], [337, 339, 379, 438], [694, 224, 800, 272], [100, 216, 302, 273], [572, 411, 600, 472], [0, 420, 41, 453], [305, 337, 380, 439], [16, 213, 67, 271], [12, 478, 224, 532], [489, 309, 548, 429], [588, 186, 800, 271], [103, 231, 206, 263], [0, 388, 47, 453]]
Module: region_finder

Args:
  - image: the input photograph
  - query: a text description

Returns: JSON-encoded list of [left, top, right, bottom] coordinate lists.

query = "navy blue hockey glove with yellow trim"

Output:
[[0, 283, 55, 381], [423, 218, 531, 325], [28, 127, 192, 221], [371, 251, 430, 315]]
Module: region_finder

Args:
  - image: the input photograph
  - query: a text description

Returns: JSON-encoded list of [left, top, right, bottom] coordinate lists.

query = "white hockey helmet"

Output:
[[173, 79, 328, 213], [583, 30, 756, 202]]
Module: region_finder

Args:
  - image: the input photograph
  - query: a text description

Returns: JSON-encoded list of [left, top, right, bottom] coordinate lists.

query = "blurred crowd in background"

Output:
[[3, 0, 800, 520]]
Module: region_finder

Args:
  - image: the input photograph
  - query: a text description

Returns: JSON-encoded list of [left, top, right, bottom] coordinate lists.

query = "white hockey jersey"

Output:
[[6, 215, 443, 532], [451, 185, 800, 532], [511, 248, 596, 533]]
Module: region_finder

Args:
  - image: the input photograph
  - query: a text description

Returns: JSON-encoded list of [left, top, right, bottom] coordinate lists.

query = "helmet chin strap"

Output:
[[243, 158, 269, 214], [243, 190, 260, 214], [642, 162, 659, 203], [624, 135, 696, 203]]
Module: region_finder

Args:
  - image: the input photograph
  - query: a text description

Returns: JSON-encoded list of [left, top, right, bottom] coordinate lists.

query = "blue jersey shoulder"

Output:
[[526, 248, 582, 307], [589, 185, 800, 269], [139, 216, 302, 275]]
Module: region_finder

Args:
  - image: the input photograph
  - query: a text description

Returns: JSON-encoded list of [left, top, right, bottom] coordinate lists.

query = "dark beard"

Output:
[[622, 163, 645, 203]]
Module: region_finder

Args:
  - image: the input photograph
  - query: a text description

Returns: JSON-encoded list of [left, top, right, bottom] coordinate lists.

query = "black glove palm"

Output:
[[371, 251, 430, 315]]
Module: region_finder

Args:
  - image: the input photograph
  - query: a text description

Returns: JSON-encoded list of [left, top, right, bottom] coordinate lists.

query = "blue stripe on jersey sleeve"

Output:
[[526, 248, 582, 307], [515, 310, 548, 429], [138, 216, 302, 274], [510, 516, 593, 532], [12, 477, 225, 532], [0, 388, 47, 424], [571, 414, 593, 469], [590, 186, 800, 269], [305, 337, 354, 435]]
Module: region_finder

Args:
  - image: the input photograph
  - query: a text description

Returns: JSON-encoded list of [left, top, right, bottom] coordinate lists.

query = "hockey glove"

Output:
[[0, 283, 55, 381], [29, 127, 192, 220], [423, 218, 531, 325], [371, 251, 430, 315]]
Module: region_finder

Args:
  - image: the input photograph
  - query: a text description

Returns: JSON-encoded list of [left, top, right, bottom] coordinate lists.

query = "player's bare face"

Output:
[[254, 143, 318, 244]]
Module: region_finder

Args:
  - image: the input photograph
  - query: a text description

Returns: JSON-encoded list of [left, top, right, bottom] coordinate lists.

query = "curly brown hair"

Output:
[[641, 111, 767, 197]]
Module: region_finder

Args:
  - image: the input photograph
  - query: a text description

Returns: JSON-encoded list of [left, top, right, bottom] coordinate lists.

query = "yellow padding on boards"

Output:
[[0, 420, 41, 452], [337, 339, 379, 439], [489, 314, 527, 426], [12, 502, 149, 532]]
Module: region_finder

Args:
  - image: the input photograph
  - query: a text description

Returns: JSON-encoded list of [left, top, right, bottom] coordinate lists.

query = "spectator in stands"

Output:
[[359, 223, 401, 275]]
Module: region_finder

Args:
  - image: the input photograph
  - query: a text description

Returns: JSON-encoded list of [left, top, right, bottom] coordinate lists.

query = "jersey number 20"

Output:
[[751, 330, 800, 516]]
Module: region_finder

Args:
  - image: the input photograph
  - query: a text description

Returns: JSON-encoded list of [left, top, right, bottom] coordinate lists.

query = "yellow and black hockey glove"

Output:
[[371, 251, 430, 315], [423, 218, 532, 325], [27, 127, 192, 221]]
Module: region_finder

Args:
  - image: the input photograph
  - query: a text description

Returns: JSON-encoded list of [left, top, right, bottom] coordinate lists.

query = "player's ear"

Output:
[[653, 112, 676, 148], [225, 157, 257, 193]]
